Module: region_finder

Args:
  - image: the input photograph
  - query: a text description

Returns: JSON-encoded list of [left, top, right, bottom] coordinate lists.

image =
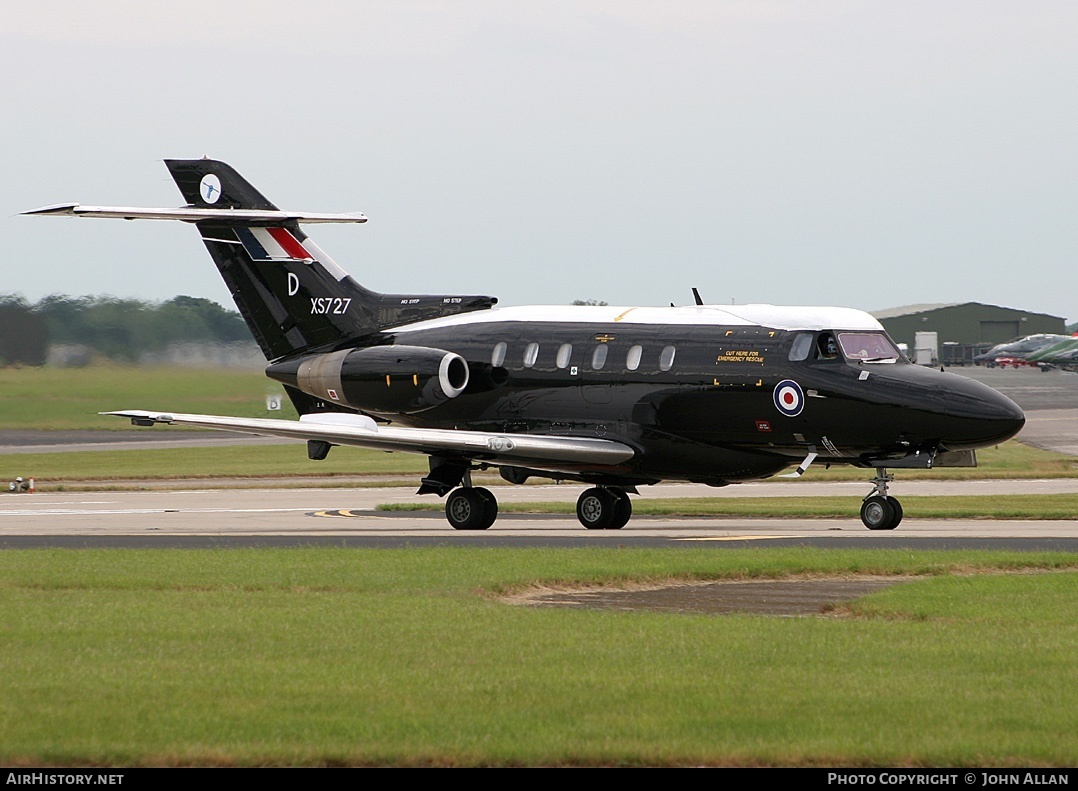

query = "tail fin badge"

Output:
[[200, 174, 222, 204]]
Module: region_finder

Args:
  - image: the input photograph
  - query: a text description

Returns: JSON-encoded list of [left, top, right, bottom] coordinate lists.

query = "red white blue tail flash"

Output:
[[234, 227, 313, 262]]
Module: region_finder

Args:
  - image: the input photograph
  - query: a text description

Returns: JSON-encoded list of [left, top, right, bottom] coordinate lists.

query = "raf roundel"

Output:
[[199, 174, 222, 204], [773, 379, 805, 417]]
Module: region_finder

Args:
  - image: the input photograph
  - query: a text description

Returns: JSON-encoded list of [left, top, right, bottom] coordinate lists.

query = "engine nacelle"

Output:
[[266, 345, 470, 415]]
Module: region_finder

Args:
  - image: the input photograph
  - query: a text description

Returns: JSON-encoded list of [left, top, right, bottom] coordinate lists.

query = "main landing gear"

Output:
[[860, 467, 903, 530], [575, 487, 632, 530], [444, 486, 498, 530], [443, 482, 633, 530]]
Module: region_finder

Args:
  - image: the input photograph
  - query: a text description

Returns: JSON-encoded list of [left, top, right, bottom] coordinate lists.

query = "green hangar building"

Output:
[[872, 302, 1066, 352]]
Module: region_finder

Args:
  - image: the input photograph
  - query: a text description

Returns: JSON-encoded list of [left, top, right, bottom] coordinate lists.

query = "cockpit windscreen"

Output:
[[837, 332, 902, 363]]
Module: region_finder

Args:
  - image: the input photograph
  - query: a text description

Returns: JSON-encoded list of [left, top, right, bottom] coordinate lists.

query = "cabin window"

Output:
[[591, 344, 608, 370], [659, 345, 676, 371], [556, 343, 573, 369], [523, 342, 539, 368], [626, 344, 642, 371], [491, 341, 507, 367], [788, 333, 813, 361]]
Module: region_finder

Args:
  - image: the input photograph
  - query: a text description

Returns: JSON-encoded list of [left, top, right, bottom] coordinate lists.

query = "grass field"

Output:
[[0, 548, 1075, 767], [0, 363, 295, 430]]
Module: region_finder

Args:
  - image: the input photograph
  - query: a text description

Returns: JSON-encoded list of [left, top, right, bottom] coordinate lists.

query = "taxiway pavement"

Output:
[[2, 482, 1076, 551]]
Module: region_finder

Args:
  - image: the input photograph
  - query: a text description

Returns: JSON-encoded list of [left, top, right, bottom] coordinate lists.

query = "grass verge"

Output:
[[0, 444, 426, 483], [0, 548, 1075, 766], [2, 440, 1076, 487]]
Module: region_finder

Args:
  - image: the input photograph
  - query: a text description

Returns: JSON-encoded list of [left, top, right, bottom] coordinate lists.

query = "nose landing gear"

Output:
[[860, 467, 903, 530]]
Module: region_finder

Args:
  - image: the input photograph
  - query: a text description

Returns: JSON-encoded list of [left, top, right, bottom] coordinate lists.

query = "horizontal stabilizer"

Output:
[[22, 203, 366, 224], [102, 410, 637, 469]]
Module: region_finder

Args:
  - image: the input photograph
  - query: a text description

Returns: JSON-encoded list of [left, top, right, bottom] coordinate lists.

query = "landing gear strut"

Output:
[[575, 487, 632, 530], [860, 467, 903, 530]]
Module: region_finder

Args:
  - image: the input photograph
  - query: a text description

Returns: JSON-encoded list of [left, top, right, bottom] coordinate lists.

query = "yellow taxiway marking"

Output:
[[311, 509, 400, 519]]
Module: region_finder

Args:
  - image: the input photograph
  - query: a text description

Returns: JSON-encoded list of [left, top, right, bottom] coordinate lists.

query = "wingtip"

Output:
[[101, 409, 172, 427], [21, 203, 80, 216]]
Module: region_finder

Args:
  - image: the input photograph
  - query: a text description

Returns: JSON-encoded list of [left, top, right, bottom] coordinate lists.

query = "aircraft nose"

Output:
[[938, 378, 1025, 450]]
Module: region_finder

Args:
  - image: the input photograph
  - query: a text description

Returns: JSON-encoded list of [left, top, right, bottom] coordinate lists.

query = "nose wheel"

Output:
[[861, 468, 903, 530], [860, 495, 903, 530]]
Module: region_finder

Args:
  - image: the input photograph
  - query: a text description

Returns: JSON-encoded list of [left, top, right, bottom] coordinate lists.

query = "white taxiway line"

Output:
[[0, 507, 320, 517]]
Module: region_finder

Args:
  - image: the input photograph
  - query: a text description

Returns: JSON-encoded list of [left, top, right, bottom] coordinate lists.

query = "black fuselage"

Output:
[[268, 314, 1026, 487]]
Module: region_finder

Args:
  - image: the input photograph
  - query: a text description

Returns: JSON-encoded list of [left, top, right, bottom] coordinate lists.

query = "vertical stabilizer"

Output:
[[164, 159, 497, 361]]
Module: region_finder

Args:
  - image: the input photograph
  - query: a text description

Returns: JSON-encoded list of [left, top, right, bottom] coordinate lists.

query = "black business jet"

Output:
[[24, 159, 1025, 531]]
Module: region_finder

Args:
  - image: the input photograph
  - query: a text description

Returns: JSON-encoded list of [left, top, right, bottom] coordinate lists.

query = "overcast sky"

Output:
[[3, 1, 1076, 320]]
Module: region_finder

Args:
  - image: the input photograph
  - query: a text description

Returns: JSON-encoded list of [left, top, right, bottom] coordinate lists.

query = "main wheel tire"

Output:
[[607, 488, 632, 530], [472, 486, 499, 529], [576, 487, 616, 530], [861, 495, 899, 530], [888, 497, 903, 529], [446, 488, 495, 530]]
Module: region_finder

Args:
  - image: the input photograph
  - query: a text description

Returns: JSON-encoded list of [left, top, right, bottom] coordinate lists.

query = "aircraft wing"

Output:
[[102, 410, 637, 470]]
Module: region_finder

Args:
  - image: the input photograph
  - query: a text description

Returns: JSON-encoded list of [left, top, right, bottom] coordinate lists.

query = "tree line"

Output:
[[0, 294, 250, 366], [1, 294, 616, 366]]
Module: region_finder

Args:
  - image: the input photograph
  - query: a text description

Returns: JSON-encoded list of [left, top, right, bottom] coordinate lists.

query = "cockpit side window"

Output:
[[788, 333, 813, 361], [815, 332, 840, 360]]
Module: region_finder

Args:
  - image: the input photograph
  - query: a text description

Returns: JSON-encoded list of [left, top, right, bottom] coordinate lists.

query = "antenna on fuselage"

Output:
[[692, 287, 704, 306]]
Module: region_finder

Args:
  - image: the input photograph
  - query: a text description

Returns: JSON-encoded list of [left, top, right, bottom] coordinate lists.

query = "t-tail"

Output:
[[25, 159, 498, 363], [164, 159, 497, 361]]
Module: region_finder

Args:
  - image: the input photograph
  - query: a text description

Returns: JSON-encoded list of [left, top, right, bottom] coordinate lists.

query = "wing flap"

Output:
[[22, 203, 366, 224], [102, 410, 637, 468]]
